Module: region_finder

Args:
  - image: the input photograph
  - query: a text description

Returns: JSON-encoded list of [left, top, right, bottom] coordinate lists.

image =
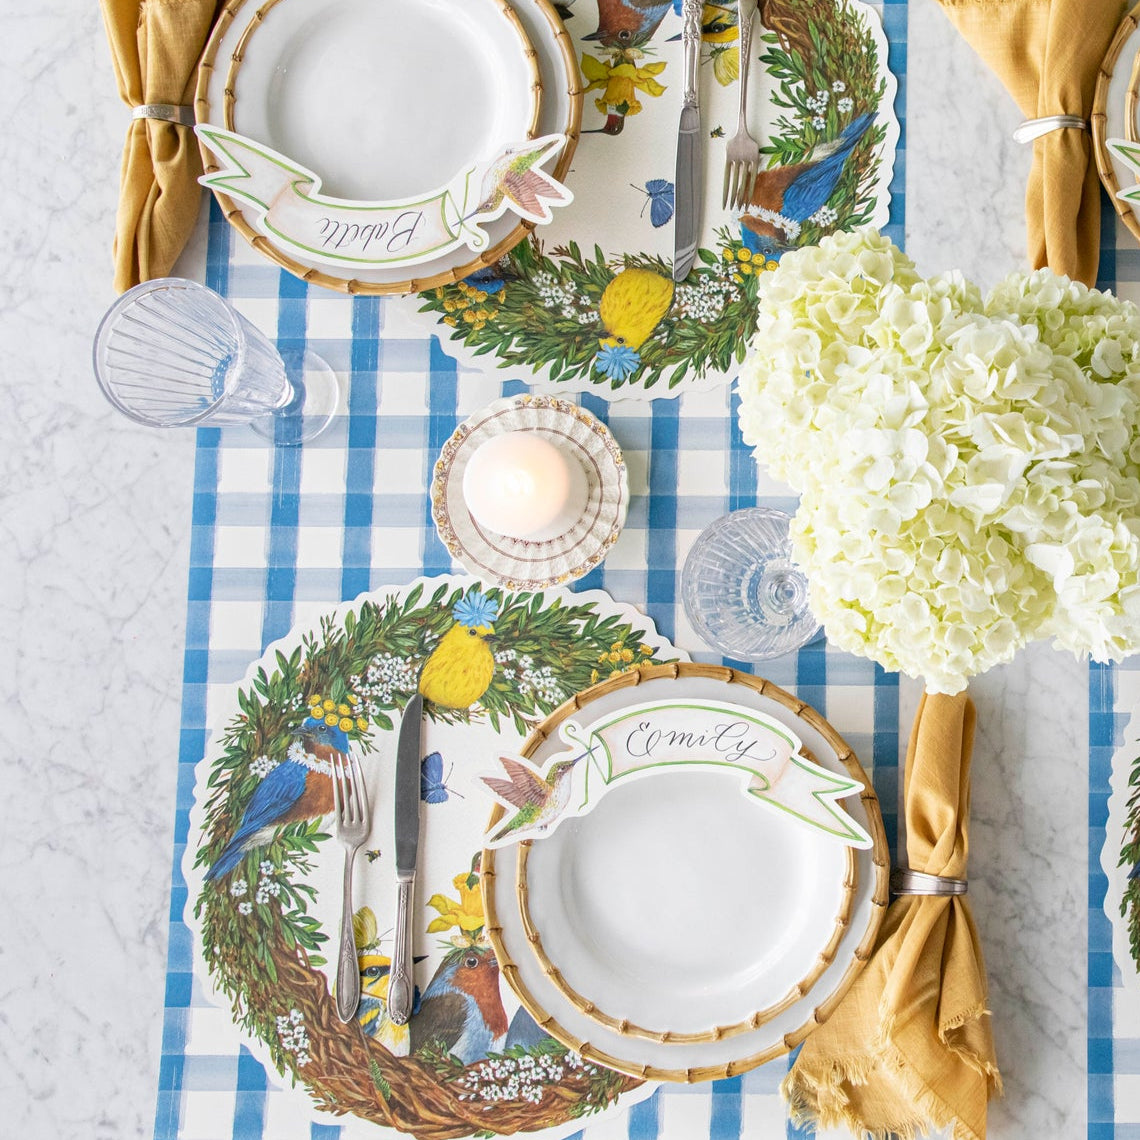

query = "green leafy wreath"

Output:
[[1119, 747, 1140, 968], [193, 581, 672, 1137], [417, 0, 889, 391]]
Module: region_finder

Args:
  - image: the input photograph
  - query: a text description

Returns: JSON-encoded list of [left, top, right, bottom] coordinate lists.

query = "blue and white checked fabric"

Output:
[[156, 5, 908, 1137], [1087, 197, 1140, 1140]]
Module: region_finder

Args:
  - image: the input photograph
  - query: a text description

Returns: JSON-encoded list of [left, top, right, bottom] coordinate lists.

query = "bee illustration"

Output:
[[710, 126, 725, 139], [365, 849, 383, 863]]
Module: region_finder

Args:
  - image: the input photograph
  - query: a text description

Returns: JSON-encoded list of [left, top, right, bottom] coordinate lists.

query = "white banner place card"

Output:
[[195, 125, 572, 270], [482, 698, 872, 849], [1107, 138, 1140, 205]]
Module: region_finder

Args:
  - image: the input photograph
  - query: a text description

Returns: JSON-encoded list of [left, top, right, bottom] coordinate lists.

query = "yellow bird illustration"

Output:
[[599, 267, 675, 350], [357, 951, 410, 1055], [418, 590, 499, 709], [352, 907, 426, 1055], [594, 267, 675, 384]]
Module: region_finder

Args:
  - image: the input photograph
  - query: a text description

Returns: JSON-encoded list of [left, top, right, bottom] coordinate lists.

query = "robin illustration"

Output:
[[482, 753, 584, 844], [740, 112, 875, 257], [419, 591, 499, 710], [205, 714, 352, 882], [409, 944, 509, 1064], [584, 0, 672, 49]]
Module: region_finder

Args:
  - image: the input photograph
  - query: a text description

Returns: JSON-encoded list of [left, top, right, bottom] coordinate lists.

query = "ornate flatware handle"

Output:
[[388, 873, 416, 1025]]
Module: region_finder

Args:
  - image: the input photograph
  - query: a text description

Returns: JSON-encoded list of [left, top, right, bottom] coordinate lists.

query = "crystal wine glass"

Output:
[[681, 507, 822, 660], [92, 278, 338, 444]]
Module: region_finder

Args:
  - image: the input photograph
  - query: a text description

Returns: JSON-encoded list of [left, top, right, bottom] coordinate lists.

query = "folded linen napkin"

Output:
[[934, 0, 1123, 286], [100, 0, 219, 291], [783, 692, 1001, 1140]]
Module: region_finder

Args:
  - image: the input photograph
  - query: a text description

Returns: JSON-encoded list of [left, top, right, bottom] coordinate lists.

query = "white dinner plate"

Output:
[[484, 665, 889, 1082], [231, 0, 537, 202], [521, 763, 854, 1041], [197, 0, 581, 293]]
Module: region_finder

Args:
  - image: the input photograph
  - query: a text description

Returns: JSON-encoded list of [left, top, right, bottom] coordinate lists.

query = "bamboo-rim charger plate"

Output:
[[195, 0, 583, 295], [1094, 1, 1140, 243], [483, 662, 890, 1082]]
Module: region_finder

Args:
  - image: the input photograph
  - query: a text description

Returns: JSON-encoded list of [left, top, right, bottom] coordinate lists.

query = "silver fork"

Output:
[[722, 0, 761, 210], [331, 749, 371, 1021]]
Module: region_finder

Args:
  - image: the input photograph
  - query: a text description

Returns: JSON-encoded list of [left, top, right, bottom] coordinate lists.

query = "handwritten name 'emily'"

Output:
[[623, 719, 779, 767]]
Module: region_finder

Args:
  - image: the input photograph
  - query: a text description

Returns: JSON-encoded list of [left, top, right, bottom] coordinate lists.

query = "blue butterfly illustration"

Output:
[[631, 179, 675, 228], [421, 751, 463, 804]]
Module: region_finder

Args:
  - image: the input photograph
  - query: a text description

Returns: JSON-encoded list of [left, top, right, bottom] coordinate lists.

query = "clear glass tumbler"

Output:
[[92, 278, 338, 444], [681, 507, 822, 660]]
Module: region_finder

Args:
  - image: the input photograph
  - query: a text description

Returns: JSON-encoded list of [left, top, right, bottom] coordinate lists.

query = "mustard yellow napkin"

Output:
[[100, 0, 219, 292], [782, 692, 1001, 1140], [934, 0, 1122, 286]]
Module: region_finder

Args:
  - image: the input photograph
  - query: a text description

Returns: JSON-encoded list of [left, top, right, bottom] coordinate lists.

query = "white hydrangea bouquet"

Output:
[[737, 228, 1140, 694]]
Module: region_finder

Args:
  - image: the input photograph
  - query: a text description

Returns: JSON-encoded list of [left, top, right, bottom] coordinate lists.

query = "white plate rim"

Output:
[[483, 663, 890, 1082]]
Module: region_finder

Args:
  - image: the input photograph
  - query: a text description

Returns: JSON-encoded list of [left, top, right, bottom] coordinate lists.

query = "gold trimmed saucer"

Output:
[[430, 395, 629, 589]]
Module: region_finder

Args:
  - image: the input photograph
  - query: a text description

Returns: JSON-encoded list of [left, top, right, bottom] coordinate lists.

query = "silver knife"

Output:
[[673, 0, 704, 282], [388, 690, 423, 1025]]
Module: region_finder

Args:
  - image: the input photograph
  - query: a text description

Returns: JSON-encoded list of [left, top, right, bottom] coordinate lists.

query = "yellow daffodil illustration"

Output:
[[582, 54, 667, 118], [426, 873, 485, 938]]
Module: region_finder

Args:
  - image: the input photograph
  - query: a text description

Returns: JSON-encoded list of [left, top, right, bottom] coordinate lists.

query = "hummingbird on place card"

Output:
[[481, 754, 583, 844], [470, 138, 572, 225]]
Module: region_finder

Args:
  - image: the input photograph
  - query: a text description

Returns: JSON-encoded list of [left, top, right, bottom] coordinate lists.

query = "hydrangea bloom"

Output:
[[737, 229, 1140, 693]]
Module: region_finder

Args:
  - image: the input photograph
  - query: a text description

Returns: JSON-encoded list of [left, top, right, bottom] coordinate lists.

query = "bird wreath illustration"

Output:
[[191, 580, 674, 1137], [1118, 744, 1140, 972], [416, 0, 892, 392]]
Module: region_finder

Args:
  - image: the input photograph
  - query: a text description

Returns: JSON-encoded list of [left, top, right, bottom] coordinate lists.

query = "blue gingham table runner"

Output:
[[1088, 203, 1140, 1140], [155, 4, 908, 1136]]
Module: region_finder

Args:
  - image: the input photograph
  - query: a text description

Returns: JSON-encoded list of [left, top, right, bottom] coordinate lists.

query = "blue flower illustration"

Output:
[[453, 590, 501, 630], [595, 343, 641, 382]]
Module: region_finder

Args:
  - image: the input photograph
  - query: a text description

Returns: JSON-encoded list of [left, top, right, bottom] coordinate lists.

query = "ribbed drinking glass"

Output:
[[93, 278, 337, 443]]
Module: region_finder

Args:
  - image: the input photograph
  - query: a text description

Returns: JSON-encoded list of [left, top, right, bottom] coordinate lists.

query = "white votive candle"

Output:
[[463, 431, 589, 541]]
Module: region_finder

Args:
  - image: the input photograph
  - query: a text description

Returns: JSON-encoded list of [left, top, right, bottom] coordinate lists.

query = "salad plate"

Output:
[[518, 762, 856, 1042], [196, 0, 581, 292], [483, 663, 889, 1081]]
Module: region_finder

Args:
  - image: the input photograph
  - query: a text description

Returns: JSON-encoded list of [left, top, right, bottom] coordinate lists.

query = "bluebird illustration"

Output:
[[482, 753, 583, 844], [419, 591, 499, 710], [409, 944, 509, 1064], [206, 716, 351, 881], [584, 0, 672, 49], [740, 112, 875, 257]]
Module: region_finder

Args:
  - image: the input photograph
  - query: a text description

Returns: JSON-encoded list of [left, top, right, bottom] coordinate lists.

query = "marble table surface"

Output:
[[0, 0, 1084, 1136]]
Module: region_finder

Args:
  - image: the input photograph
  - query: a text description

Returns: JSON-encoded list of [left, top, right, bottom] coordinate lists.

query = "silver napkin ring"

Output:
[[132, 103, 195, 127], [890, 868, 968, 896], [1012, 115, 1088, 144]]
